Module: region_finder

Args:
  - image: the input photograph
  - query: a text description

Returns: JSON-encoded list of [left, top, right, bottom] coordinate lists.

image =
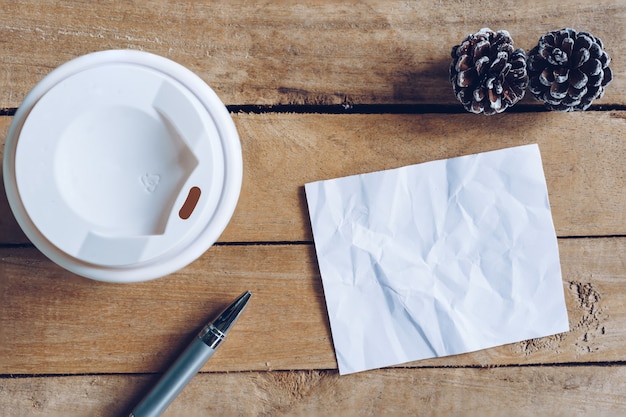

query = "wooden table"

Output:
[[1, 1, 625, 416]]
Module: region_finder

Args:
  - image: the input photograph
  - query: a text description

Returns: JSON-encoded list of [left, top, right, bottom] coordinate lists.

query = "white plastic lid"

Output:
[[3, 50, 242, 282]]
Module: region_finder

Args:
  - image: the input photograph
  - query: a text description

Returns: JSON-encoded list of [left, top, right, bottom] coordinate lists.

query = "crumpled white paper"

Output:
[[305, 144, 569, 375]]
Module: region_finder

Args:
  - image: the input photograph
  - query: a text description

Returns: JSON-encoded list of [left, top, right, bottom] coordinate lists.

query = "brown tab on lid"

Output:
[[179, 186, 201, 219]]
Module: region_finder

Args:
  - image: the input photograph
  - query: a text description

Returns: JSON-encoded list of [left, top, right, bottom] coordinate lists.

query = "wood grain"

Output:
[[0, 0, 624, 108], [2, 366, 626, 417], [1, 238, 624, 374], [2, 111, 625, 245]]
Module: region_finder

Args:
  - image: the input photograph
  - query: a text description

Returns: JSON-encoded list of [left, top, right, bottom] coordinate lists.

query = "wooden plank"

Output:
[[1, 238, 624, 374], [229, 111, 626, 241], [2, 365, 626, 417], [0, 0, 624, 108], [2, 111, 625, 244]]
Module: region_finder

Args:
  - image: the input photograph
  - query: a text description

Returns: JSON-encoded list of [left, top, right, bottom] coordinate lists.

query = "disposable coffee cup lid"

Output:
[[3, 50, 242, 282]]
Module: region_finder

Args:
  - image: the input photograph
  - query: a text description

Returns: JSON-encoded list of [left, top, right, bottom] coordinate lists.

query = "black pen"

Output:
[[129, 290, 252, 417]]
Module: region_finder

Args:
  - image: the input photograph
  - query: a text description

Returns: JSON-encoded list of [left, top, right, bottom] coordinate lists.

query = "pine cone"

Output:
[[450, 28, 528, 115], [527, 28, 613, 111]]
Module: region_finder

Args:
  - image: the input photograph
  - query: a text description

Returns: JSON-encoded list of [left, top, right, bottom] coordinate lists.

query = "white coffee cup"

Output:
[[3, 50, 242, 282]]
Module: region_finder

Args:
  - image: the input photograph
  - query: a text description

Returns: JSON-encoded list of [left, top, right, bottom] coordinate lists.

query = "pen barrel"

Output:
[[129, 336, 215, 417]]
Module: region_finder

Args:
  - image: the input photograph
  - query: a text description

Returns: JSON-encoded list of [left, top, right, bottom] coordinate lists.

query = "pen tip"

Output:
[[211, 290, 252, 335]]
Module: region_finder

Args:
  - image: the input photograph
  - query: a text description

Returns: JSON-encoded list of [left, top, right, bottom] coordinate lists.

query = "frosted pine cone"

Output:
[[450, 28, 529, 115], [527, 28, 613, 111]]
